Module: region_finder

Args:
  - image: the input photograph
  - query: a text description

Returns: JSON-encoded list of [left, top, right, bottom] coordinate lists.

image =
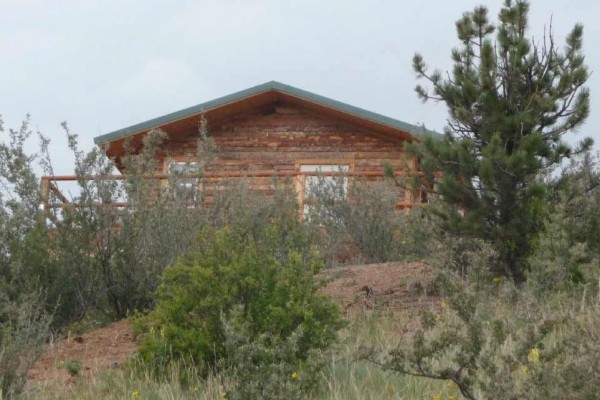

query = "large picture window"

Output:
[[297, 163, 350, 218]]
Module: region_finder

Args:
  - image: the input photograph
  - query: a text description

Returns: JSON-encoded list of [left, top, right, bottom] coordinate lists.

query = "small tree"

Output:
[[410, 0, 592, 280]]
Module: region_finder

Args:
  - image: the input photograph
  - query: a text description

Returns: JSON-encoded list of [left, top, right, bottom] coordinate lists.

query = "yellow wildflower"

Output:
[[132, 390, 141, 399], [291, 371, 299, 380], [440, 300, 448, 309], [435, 314, 442, 322], [493, 277, 503, 284], [432, 394, 442, 400], [528, 348, 540, 365]]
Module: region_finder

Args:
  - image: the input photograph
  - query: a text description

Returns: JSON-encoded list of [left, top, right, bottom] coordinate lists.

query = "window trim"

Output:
[[295, 159, 354, 219]]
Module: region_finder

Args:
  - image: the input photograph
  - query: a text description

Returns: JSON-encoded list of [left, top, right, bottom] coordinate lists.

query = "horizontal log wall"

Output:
[[155, 104, 416, 205]]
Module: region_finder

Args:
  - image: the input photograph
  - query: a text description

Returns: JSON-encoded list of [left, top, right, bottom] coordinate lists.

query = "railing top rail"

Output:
[[40, 170, 423, 182]]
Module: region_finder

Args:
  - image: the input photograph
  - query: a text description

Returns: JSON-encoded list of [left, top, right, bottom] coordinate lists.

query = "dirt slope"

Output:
[[28, 261, 434, 384], [319, 261, 435, 316], [28, 319, 136, 384]]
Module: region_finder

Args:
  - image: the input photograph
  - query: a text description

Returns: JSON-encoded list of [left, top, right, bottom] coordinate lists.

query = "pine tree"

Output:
[[411, 0, 592, 281]]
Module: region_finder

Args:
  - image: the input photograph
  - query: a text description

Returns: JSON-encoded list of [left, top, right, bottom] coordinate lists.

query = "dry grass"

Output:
[[23, 309, 453, 400]]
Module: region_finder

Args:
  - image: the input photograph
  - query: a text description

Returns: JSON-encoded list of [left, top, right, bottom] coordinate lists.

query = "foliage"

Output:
[[221, 307, 323, 400], [135, 223, 344, 375], [547, 152, 600, 251], [0, 120, 218, 325], [0, 117, 53, 398], [65, 360, 83, 377], [359, 157, 600, 399], [305, 175, 435, 265], [305, 177, 398, 264], [50, 127, 214, 320], [35, 123, 313, 324], [410, 0, 592, 281], [0, 117, 46, 297], [527, 151, 600, 289], [356, 151, 600, 399], [368, 268, 600, 400], [0, 292, 52, 399]]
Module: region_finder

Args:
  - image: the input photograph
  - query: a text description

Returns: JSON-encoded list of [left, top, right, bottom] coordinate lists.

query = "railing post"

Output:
[[39, 177, 49, 203], [38, 177, 50, 223]]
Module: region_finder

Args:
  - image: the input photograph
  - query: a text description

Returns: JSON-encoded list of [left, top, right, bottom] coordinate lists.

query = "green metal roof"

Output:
[[94, 81, 441, 144]]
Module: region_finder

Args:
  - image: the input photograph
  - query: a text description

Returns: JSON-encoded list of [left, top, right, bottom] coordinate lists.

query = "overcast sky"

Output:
[[1, 0, 598, 174]]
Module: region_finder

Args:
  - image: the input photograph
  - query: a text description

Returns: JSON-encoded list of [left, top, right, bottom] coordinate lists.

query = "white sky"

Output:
[[1, 0, 598, 174]]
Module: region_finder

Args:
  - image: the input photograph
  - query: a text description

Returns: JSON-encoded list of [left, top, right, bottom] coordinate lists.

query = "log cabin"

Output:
[[41, 81, 440, 214]]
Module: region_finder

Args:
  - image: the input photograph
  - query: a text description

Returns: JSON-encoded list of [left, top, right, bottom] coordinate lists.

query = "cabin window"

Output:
[[169, 161, 200, 202], [298, 164, 350, 218]]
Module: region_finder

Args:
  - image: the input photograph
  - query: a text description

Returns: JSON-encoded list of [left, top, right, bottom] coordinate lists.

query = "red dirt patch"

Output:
[[319, 261, 436, 316], [28, 319, 137, 385]]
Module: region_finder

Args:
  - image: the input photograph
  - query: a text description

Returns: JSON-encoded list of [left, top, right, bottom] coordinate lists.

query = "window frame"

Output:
[[166, 158, 201, 204], [295, 159, 354, 219]]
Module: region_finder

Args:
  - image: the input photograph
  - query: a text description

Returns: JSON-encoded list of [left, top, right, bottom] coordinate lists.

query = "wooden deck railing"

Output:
[[39, 170, 428, 212]]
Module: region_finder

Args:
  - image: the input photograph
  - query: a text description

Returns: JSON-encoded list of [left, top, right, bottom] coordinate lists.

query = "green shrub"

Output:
[[221, 307, 325, 399], [65, 360, 83, 377], [135, 224, 344, 375], [0, 291, 52, 399], [368, 268, 600, 400]]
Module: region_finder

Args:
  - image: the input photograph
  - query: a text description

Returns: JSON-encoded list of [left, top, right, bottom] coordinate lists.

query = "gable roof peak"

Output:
[[94, 81, 440, 145]]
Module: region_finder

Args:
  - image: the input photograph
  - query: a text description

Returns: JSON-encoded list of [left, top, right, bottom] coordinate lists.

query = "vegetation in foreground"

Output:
[[24, 311, 457, 400]]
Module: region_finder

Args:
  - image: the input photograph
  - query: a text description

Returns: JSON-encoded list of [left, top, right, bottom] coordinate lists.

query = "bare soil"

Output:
[[28, 261, 434, 385], [319, 261, 436, 316], [28, 319, 137, 385]]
